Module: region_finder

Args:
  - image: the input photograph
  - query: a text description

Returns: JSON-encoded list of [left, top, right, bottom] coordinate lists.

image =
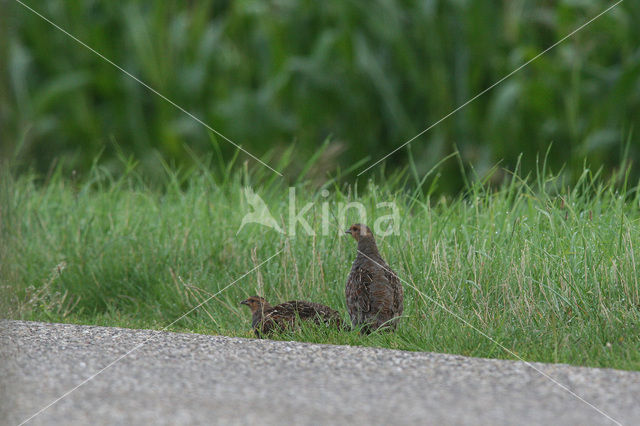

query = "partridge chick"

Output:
[[345, 224, 403, 332], [240, 296, 342, 338]]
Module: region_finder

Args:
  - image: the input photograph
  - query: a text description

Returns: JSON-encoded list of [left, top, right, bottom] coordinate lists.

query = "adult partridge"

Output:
[[345, 224, 403, 332], [240, 296, 342, 338]]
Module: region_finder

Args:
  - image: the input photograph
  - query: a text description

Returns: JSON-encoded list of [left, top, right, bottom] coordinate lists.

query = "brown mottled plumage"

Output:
[[345, 224, 403, 333], [240, 296, 342, 338]]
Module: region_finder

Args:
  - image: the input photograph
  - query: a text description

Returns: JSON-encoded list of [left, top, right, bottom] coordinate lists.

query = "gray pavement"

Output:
[[1, 320, 638, 425]]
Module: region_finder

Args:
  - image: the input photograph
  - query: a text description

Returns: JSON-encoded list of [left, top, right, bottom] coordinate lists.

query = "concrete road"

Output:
[[1, 320, 638, 425]]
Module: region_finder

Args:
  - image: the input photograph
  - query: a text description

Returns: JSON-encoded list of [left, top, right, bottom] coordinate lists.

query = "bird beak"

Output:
[[240, 300, 248, 306], [345, 229, 351, 235]]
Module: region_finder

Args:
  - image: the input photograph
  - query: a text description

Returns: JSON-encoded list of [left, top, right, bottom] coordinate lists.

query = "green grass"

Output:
[[2, 157, 640, 371]]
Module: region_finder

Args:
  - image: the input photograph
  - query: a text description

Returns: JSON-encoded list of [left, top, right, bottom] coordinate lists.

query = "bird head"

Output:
[[240, 296, 269, 313], [345, 223, 373, 242]]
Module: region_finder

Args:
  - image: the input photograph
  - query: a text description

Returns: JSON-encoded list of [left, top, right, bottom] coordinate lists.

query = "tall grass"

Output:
[[3, 1, 640, 190], [1, 155, 639, 371]]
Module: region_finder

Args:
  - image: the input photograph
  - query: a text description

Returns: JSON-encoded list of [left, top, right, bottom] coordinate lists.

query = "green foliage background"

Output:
[[2, 0, 640, 190]]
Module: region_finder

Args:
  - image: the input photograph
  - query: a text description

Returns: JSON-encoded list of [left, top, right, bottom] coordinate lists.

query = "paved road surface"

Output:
[[1, 320, 638, 425]]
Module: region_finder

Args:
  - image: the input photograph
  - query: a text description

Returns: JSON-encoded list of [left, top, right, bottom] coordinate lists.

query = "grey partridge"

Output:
[[240, 296, 342, 338], [345, 223, 403, 332]]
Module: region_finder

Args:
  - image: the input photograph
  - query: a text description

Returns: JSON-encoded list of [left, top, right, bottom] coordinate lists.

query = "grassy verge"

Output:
[[1, 158, 639, 371]]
